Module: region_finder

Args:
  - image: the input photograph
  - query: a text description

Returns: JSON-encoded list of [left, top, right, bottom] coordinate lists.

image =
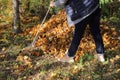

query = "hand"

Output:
[[50, 1, 55, 7]]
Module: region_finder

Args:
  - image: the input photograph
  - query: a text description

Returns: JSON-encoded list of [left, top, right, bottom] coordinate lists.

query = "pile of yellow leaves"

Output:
[[27, 10, 119, 60]]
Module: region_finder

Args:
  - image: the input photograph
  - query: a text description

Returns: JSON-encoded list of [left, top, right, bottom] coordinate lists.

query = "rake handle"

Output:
[[31, 7, 51, 47]]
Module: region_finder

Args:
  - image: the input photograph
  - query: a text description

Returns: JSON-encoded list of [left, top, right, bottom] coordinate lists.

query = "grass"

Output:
[[0, 22, 120, 80], [0, 1, 120, 79], [0, 45, 120, 80]]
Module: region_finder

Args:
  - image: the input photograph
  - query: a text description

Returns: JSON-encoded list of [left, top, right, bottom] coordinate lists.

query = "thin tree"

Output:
[[12, 0, 22, 34]]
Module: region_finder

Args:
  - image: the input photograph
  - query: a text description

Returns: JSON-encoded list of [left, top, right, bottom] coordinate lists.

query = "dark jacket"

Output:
[[54, 0, 99, 26], [65, 0, 99, 21]]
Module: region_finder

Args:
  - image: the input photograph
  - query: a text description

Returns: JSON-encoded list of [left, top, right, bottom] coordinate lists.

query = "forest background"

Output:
[[0, 0, 120, 80]]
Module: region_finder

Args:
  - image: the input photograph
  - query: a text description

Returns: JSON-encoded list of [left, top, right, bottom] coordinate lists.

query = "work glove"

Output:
[[50, 1, 55, 7]]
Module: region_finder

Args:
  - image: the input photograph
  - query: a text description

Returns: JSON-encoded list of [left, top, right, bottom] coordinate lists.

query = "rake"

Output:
[[22, 7, 51, 51]]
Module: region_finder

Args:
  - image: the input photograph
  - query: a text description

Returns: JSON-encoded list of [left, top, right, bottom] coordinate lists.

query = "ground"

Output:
[[0, 10, 120, 80]]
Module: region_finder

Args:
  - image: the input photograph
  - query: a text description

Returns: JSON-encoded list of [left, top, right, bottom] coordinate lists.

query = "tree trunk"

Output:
[[12, 0, 22, 34]]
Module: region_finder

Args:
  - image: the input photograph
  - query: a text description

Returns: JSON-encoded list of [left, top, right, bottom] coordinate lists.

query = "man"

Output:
[[50, 0, 105, 63]]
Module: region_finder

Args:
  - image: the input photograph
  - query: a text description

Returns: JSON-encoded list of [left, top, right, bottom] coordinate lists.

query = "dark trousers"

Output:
[[68, 8, 104, 57]]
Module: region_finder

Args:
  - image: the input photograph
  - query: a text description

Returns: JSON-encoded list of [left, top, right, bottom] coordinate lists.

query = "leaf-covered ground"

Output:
[[0, 10, 120, 80]]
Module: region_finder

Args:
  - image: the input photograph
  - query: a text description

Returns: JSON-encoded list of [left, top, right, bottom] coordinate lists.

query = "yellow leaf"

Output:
[[117, 69, 120, 72], [2, 47, 6, 51], [13, 64, 19, 69], [110, 59, 114, 63]]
